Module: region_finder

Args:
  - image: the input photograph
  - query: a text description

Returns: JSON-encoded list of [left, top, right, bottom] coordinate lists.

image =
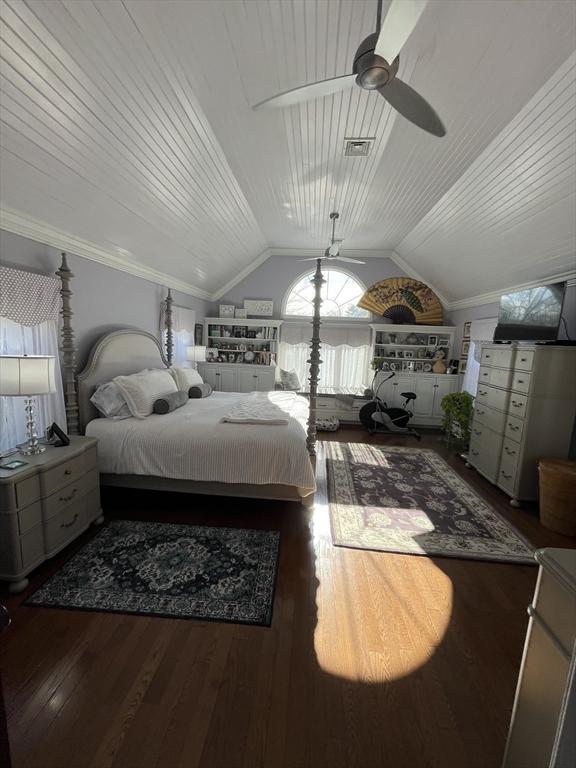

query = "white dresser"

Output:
[[198, 362, 276, 392], [467, 345, 576, 505], [0, 437, 102, 592], [503, 548, 576, 768]]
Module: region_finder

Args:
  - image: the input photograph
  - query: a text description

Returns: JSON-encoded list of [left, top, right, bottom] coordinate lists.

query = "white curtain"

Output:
[[161, 305, 196, 366], [279, 323, 371, 389], [0, 317, 66, 453], [462, 317, 498, 396]]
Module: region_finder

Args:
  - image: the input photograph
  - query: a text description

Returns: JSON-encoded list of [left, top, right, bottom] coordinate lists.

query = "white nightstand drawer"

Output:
[[508, 392, 529, 420], [15, 475, 41, 510], [43, 468, 97, 521], [510, 371, 531, 394], [40, 454, 86, 496], [514, 350, 535, 372], [18, 500, 42, 535], [43, 497, 87, 555]]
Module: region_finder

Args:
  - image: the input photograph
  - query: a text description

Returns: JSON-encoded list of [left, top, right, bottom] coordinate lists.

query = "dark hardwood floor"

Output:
[[1, 429, 574, 768]]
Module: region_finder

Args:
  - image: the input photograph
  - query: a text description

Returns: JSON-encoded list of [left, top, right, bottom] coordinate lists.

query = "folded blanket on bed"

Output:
[[220, 391, 298, 425]]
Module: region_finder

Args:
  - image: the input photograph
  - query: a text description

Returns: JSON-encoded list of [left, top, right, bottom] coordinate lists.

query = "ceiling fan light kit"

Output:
[[253, 0, 445, 138]]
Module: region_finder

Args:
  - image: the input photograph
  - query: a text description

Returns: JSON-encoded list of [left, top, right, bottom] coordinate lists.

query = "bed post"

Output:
[[306, 257, 324, 462], [56, 253, 79, 435], [164, 288, 173, 366]]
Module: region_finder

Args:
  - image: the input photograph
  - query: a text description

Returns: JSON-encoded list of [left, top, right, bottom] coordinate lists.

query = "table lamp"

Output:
[[0, 355, 56, 455], [187, 346, 207, 366]]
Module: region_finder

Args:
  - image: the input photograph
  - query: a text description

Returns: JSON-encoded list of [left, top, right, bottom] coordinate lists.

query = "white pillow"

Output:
[[280, 369, 301, 391], [169, 366, 203, 391], [114, 368, 178, 419], [90, 381, 132, 420]]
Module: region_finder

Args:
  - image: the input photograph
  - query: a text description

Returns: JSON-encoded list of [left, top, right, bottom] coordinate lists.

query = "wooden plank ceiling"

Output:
[[1, 0, 575, 302]]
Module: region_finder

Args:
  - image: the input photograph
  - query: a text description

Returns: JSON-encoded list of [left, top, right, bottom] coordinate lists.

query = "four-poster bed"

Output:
[[55, 252, 325, 504]]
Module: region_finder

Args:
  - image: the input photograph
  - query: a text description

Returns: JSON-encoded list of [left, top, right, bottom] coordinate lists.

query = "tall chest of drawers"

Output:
[[0, 436, 103, 592], [467, 345, 576, 506]]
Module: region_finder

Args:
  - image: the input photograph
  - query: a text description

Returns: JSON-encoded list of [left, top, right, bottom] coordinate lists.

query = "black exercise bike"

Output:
[[359, 371, 421, 440]]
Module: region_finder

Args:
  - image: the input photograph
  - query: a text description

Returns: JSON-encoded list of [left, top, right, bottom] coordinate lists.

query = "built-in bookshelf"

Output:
[[204, 318, 282, 366], [370, 323, 456, 374]]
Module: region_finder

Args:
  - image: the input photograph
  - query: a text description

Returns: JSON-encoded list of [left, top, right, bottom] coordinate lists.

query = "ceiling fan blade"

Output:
[[298, 257, 322, 262], [374, 0, 428, 63], [378, 77, 445, 136], [253, 74, 356, 110], [335, 256, 366, 265]]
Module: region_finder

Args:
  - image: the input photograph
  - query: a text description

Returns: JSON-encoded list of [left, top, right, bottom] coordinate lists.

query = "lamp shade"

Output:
[[187, 346, 206, 363], [0, 355, 57, 396]]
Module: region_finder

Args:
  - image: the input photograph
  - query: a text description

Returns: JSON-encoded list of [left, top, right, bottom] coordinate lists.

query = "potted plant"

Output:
[[440, 391, 475, 450]]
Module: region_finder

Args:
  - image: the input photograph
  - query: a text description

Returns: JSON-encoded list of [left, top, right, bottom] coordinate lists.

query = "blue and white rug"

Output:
[[26, 520, 280, 626]]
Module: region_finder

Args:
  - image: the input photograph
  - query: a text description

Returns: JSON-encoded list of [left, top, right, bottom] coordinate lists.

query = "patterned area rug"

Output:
[[326, 443, 535, 564], [26, 520, 280, 625]]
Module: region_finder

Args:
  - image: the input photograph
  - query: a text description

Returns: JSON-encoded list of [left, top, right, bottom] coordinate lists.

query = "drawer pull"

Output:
[[477, 409, 485, 415], [64, 469, 72, 475], [504, 448, 516, 456], [473, 429, 482, 436], [59, 488, 78, 503], [511, 401, 522, 408], [485, 354, 491, 359], [520, 357, 528, 362], [516, 379, 524, 384], [60, 512, 79, 529], [508, 424, 519, 431], [526, 605, 571, 662], [501, 471, 512, 480], [478, 389, 487, 395]]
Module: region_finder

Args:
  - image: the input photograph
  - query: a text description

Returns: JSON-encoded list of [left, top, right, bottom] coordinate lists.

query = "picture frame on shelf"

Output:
[[206, 348, 219, 361], [244, 299, 274, 317], [387, 350, 396, 358], [414, 362, 424, 372], [428, 335, 438, 346], [397, 350, 404, 359], [219, 304, 235, 318], [461, 340, 470, 357], [463, 321, 471, 339], [403, 361, 415, 372], [404, 350, 414, 359], [234, 308, 247, 318], [194, 323, 203, 346], [460, 360, 467, 374]]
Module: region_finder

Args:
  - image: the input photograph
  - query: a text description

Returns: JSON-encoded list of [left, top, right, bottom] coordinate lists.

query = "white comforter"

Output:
[[86, 391, 316, 494]]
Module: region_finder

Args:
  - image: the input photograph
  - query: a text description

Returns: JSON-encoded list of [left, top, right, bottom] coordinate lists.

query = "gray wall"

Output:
[[211, 254, 413, 320], [0, 229, 211, 369]]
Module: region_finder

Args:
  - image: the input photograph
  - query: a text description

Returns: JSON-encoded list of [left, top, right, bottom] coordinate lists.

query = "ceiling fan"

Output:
[[299, 213, 365, 264], [253, 0, 445, 138]]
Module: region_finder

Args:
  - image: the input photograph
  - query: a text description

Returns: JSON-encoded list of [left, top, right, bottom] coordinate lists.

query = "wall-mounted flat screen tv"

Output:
[[494, 282, 566, 342]]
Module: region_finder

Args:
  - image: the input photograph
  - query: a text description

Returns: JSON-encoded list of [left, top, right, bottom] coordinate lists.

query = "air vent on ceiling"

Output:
[[344, 137, 375, 157]]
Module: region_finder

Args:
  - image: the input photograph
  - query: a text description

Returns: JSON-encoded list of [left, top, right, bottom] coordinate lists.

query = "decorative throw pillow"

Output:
[[114, 368, 178, 419], [316, 416, 340, 432], [153, 390, 189, 414], [189, 383, 213, 398], [280, 369, 301, 391], [169, 366, 203, 391], [90, 381, 132, 420]]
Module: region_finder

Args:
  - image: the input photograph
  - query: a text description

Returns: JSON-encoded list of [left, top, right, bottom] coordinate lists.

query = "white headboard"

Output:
[[77, 329, 168, 432]]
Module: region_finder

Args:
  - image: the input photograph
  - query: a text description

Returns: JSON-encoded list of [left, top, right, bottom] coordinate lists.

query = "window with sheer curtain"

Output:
[[0, 266, 66, 453], [281, 268, 371, 389], [160, 304, 196, 366]]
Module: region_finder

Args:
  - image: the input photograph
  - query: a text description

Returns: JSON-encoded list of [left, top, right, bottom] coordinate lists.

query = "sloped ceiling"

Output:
[[0, 0, 575, 305]]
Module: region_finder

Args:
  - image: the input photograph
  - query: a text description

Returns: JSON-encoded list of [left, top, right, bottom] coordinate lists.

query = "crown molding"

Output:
[[446, 270, 576, 311], [211, 248, 272, 301], [0, 208, 213, 301]]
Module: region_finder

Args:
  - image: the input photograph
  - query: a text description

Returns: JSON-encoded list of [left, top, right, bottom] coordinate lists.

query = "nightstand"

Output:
[[0, 436, 103, 593]]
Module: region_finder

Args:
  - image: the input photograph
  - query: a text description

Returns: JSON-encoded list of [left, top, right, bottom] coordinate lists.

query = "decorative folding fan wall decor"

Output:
[[358, 278, 444, 325]]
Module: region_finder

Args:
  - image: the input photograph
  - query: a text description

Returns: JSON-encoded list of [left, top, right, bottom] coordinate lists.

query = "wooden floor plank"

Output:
[[1, 429, 574, 768]]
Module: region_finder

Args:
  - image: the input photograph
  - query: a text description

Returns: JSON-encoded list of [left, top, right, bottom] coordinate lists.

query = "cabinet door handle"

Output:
[[64, 469, 72, 475], [215, 372, 220, 377], [501, 471, 512, 479], [59, 488, 78, 503], [60, 512, 79, 529]]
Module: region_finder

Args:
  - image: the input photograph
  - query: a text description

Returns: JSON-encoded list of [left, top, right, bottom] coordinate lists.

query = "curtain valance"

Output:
[[0, 266, 60, 326], [282, 322, 370, 347]]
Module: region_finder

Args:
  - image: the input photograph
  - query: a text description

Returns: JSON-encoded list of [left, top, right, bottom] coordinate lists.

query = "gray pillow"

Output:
[[280, 369, 301, 391], [189, 383, 213, 398], [153, 390, 189, 414]]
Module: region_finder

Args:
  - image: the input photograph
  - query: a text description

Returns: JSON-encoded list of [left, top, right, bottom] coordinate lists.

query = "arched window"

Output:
[[283, 268, 369, 319]]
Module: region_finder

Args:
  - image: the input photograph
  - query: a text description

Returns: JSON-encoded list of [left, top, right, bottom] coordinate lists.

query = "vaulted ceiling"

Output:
[[1, 0, 575, 304]]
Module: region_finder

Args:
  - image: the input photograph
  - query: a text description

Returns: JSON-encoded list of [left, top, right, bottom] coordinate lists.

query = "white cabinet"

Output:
[[198, 363, 276, 393], [468, 344, 576, 504], [374, 372, 460, 426]]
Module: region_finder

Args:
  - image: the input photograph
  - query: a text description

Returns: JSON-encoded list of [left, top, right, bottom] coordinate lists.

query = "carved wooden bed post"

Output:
[[164, 288, 174, 366], [56, 253, 79, 435], [306, 258, 324, 463]]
